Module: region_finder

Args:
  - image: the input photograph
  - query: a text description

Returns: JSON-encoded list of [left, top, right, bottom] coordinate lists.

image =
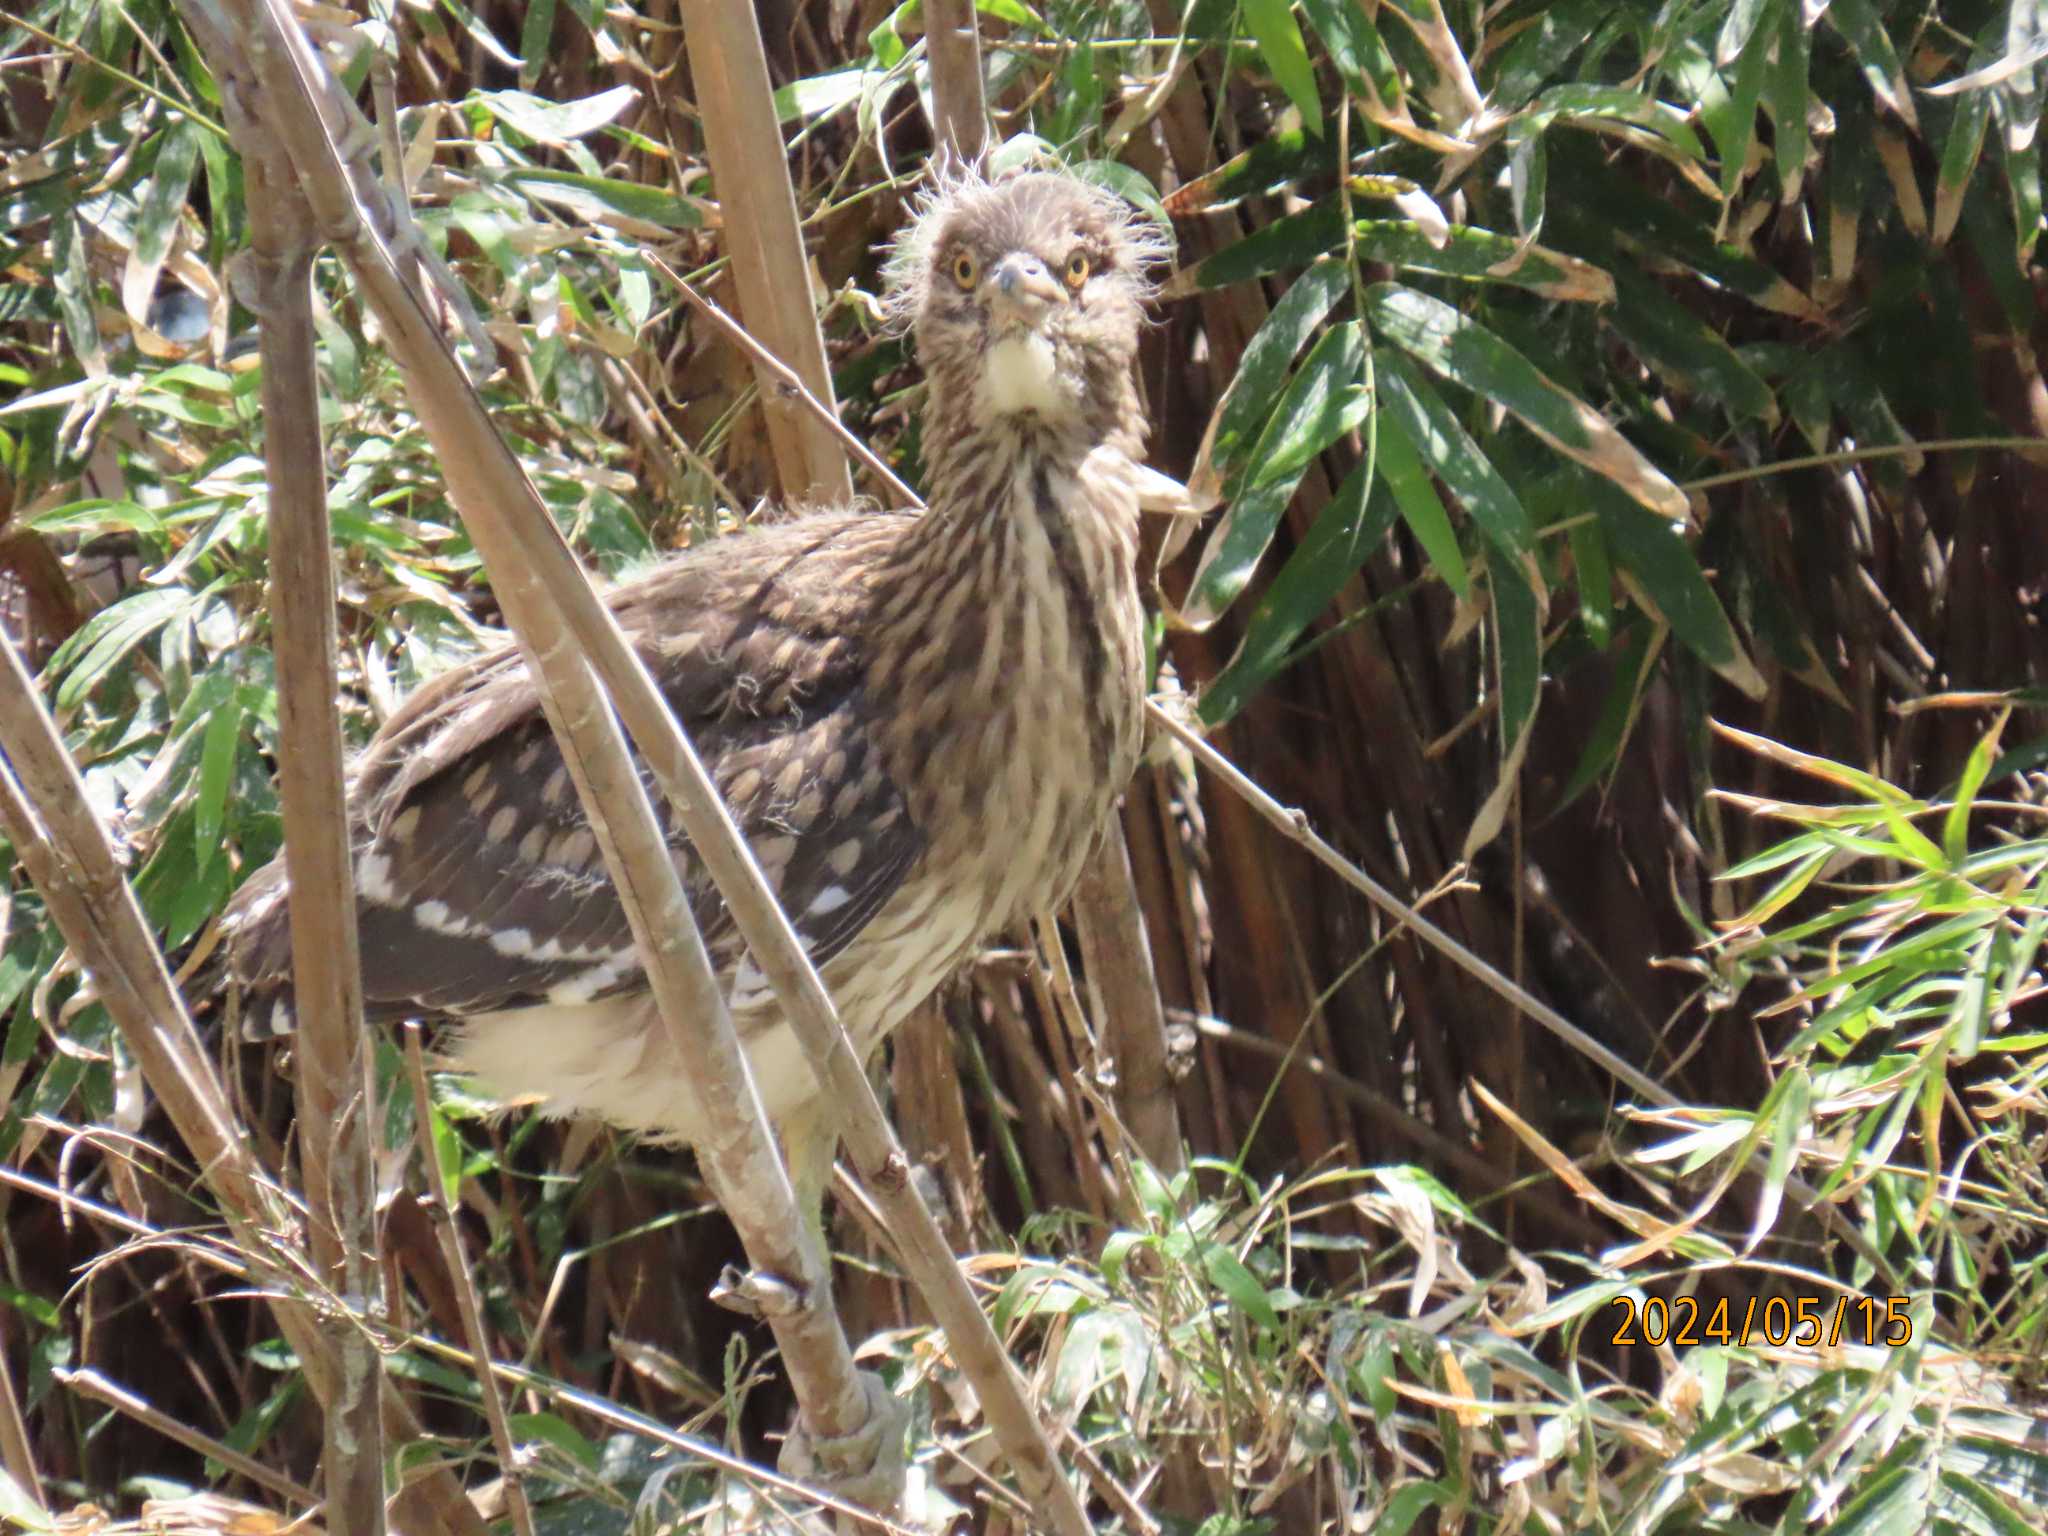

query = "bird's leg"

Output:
[[777, 1098, 841, 1250]]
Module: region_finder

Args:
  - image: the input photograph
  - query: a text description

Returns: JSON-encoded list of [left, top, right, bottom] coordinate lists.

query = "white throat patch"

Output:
[[982, 331, 1064, 417]]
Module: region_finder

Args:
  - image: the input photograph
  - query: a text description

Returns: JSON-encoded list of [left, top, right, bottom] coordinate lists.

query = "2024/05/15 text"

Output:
[[1608, 1293, 1914, 1349]]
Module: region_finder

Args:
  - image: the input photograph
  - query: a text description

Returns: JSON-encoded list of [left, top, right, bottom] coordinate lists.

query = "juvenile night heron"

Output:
[[223, 168, 1171, 1211]]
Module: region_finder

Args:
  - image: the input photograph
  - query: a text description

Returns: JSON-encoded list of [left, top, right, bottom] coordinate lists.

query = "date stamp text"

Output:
[[1607, 1294, 1915, 1349]]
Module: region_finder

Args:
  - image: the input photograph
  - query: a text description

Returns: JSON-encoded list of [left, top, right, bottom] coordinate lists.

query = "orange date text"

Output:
[[1605, 1293, 1915, 1349]]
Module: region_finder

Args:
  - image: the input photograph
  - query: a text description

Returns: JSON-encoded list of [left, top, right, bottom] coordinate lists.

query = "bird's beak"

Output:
[[984, 252, 1066, 334]]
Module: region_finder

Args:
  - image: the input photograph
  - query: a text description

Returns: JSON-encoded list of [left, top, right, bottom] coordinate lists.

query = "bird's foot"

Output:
[[777, 1371, 910, 1515]]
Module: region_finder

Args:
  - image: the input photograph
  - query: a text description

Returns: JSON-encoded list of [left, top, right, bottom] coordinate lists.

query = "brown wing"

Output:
[[228, 512, 925, 1035]]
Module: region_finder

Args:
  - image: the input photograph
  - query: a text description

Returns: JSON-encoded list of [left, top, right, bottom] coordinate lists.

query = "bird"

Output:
[[220, 167, 1172, 1216]]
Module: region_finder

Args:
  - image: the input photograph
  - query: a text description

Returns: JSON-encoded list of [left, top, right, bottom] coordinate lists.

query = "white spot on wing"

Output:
[[809, 885, 851, 915], [359, 852, 399, 904]]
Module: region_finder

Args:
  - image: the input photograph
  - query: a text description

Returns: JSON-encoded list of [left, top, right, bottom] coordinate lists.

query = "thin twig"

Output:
[[1150, 699, 1902, 1285], [400, 1024, 538, 1536], [55, 1369, 320, 1511], [650, 254, 921, 508], [1682, 435, 2045, 491], [0, 1343, 43, 1517]]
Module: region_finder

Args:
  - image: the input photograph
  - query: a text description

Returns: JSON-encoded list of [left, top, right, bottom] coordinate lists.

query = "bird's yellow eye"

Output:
[[1064, 251, 1091, 289], [951, 251, 979, 289]]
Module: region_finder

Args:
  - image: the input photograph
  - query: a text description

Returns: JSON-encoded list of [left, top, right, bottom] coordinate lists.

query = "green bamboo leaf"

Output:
[[1367, 283, 1690, 522], [1936, 88, 1994, 245], [1945, 708, 2010, 866], [1488, 0, 1607, 113], [1464, 544, 1543, 855], [1246, 321, 1369, 489], [1201, 462, 1400, 724], [127, 119, 201, 323], [1569, 515, 1612, 646], [496, 168, 700, 228], [1371, 350, 1534, 570], [1766, 0, 1811, 201], [1242, 0, 1323, 131], [1748, 1064, 1809, 1250], [1817, 1460, 1928, 1536], [507, 1411, 603, 1472], [1180, 476, 1303, 632], [1702, 13, 1773, 203], [1164, 124, 1339, 214], [1171, 198, 1345, 294], [1298, 0, 1403, 101], [1716, 0, 1772, 64], [1371, 400, 1468, 597], [1589, 478, 1765, 697], [47, 588, 205, 710], [1197, 1241, 1280, 1330], [2005, 135, 2043, 263], [1876, 802, 1946, 873], [1524, 83, 1706, 162], [1183, 322, 1367, 626], [1551, 138, 1819, 317], [1550, 623, 1655, 814], [472, 85, 639, 144], [775, 68, 874, 124], [1350, 220, 1613, 302], [1606, 269, 1778, 423], [1204, 258, 1350, 478], [1722, 830, 1833, 882], [1823, 0, 1919, 130], [1489, 544, 1541, 757], [518, 0, 557, 87], [1507, 123, 1547, 240], [192, 699, 244, 874], [1936, 1470, 2043, 1536]]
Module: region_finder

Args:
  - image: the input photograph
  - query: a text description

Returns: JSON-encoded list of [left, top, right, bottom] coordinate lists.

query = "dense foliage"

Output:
[[2, 0, 2047, 1531]]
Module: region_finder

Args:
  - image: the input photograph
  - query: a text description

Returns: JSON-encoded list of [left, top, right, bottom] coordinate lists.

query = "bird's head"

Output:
[[886, 169, 1169, 434]]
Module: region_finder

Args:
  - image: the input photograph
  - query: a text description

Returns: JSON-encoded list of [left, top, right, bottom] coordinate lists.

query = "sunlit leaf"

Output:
[[1242, 0, 1323, 130], [1368, 283, 1689, 522], [1371, 349, 1535, 570]]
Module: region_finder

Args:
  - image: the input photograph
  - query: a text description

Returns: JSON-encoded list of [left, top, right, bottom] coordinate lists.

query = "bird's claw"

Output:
[[777, 1371, 910, 1515]]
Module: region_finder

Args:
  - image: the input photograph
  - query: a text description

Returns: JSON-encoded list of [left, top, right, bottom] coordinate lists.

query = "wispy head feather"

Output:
[[880, 163, 1173, 337]]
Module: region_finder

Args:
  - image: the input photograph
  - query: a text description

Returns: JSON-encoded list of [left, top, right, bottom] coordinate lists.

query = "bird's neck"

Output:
[[865, 396, 1150, 906]]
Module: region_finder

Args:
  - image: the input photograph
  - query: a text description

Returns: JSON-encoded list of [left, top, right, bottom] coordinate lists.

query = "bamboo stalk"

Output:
[[234, 94, 384, 1536], [176, 4, 1101, 1523], [1073, 827, 1186, 1175], [182, 0, 884, 1491], [0, 637, 492, 1536], [680, 1, 853, 504], [922, 0, 989, 161]]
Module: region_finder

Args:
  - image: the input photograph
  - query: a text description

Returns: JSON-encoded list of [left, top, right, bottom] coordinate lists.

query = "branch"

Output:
[[230, 76, 384, 1535]]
